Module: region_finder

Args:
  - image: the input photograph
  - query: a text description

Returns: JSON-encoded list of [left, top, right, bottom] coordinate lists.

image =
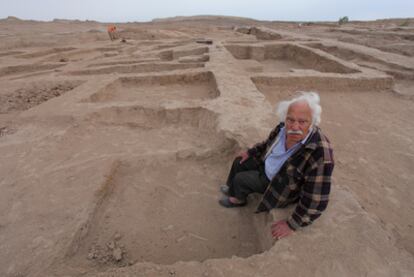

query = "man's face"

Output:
[[285, 101, 313, 143]]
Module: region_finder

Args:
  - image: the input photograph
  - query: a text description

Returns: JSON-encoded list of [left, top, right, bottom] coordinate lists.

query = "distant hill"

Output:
[[3, 16, 22, 21], [152, 14, 260, 24]]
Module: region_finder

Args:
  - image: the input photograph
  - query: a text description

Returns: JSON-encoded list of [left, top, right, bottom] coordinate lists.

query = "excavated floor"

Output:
[[86, 71, 219, 104], [56, 105, 264, 274], [65, 155, 261, 272], [0, 80, 84, 113], [225, 43, 359, 74]]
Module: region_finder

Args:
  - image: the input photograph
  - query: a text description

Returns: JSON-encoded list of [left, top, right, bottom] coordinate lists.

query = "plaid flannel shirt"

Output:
[[248, 123, 334, 230]]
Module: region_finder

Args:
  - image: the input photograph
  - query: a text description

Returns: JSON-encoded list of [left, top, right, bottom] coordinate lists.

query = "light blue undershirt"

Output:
[[264, 127, 312, 181]]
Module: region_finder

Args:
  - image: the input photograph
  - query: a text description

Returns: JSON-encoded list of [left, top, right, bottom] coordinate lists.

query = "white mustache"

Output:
[[287, 130, 303, 135]]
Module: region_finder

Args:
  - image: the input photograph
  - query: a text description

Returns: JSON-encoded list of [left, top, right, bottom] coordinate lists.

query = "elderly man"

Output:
[[219, 92, 334, 239]]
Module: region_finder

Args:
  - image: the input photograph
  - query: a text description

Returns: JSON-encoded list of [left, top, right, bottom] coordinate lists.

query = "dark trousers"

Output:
[[226, 156, 270, 202]]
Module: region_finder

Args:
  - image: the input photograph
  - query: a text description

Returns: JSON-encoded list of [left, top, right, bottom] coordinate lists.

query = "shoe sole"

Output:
[[218, 197, 246, 208]]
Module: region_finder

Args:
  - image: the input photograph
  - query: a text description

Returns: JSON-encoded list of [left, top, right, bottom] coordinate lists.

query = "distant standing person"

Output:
[[219, 92, 334, 240], [107, 25, 117, 41]]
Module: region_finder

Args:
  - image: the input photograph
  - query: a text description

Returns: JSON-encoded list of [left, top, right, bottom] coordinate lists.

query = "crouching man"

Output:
[[219, 92, 334, 240]]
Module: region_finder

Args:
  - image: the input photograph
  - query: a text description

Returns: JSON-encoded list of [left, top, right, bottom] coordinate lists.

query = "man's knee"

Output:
[[233, 172, 250, 188], [234, 171, 266, 193]]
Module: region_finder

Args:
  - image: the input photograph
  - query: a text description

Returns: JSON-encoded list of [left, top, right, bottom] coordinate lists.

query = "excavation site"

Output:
[[0, 15, 413, 277]]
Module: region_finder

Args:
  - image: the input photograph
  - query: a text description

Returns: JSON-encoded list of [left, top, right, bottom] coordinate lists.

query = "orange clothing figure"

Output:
[[107, 25, 117, 41]]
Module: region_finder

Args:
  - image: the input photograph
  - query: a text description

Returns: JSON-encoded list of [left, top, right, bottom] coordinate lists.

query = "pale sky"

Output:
[[1, 0, 413, 23]]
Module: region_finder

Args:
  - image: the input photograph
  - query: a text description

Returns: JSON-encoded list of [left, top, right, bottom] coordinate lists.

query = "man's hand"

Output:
[[238, 151, 249, 164], [271, 220, 294, 240]]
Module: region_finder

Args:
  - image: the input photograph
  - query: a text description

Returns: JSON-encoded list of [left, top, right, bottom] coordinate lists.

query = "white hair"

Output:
[[276, 92, 322, 126]]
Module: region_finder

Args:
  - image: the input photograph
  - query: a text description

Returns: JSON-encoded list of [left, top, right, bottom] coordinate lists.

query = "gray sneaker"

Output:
[[219, 196, 247, 208]]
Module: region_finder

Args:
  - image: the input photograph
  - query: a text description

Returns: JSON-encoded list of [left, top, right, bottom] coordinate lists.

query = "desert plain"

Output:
[[0, 15, 413, 277]]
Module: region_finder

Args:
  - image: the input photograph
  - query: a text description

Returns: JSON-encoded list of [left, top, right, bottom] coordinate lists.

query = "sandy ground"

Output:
[[0, 16, 413, 277]]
